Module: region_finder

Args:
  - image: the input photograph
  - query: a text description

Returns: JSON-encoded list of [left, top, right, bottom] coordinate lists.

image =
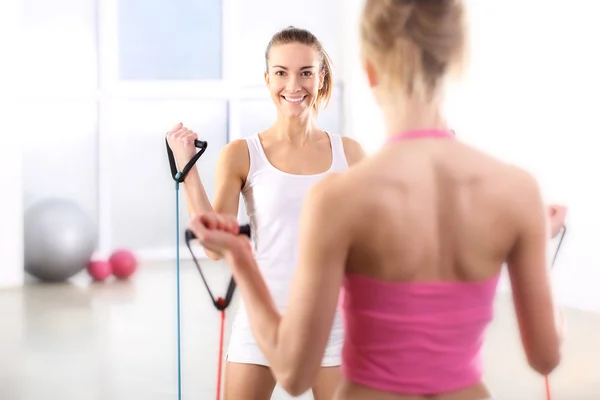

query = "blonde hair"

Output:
[[360, 0, 467, 100], [265, 26, 334, 111]]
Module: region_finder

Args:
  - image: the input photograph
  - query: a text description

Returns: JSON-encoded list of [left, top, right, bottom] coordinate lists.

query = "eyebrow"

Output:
[[271, 65, 315, 70]]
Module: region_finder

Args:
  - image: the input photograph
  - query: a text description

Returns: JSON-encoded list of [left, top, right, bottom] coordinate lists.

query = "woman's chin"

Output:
[[277, 104, 313, 120]]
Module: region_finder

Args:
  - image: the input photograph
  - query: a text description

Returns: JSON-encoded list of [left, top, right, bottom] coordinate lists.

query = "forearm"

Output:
[[182, 167, 227, 260], [181, 166, 213, 216]]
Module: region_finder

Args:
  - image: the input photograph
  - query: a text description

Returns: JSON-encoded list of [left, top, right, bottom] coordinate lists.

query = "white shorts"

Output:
[[226, 303, 344, 367]]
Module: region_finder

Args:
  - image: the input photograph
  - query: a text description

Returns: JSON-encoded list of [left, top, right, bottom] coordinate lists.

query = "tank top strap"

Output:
[[243, 134, 270, 188], [326, 131, 349, 171]]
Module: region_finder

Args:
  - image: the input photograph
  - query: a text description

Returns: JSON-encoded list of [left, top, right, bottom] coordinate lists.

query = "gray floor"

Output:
[[1, 260, 599, 400]]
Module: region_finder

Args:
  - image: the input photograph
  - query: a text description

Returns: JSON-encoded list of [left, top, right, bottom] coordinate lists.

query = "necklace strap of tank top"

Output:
[[386, 129, 455, 144]]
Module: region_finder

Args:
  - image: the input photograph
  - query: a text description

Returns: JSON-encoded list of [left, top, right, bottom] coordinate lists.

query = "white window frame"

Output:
[[95, 0, 246, 260]]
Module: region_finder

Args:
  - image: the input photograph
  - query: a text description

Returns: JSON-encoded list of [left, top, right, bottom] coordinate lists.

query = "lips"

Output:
[[282, 95, 307, 103]]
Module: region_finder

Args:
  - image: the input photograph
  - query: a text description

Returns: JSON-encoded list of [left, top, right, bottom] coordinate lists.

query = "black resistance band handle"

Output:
[[185, 224, 251, 311], [185, 224, 251, 241], [166, 136, 208, 183]]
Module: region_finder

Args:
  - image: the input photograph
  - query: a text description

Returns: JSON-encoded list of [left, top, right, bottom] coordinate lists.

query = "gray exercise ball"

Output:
[[24, 198, 98, 282]]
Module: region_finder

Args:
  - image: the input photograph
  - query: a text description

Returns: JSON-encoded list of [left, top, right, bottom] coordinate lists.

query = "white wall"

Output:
[[340, 0, 600, 313], [338, 0, 386, 154], [0, 141, 23, 289], [0, 0, 24, 288], [19, 0, 344, 264]]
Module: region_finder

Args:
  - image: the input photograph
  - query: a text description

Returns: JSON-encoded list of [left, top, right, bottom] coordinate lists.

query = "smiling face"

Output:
[[264, 42, 324, 119]]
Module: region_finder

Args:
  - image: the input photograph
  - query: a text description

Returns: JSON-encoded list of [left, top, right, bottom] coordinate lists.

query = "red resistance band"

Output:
[[196, 280, 235, 400], [184, 227, 251, 400], [216, 297, 228, 400]]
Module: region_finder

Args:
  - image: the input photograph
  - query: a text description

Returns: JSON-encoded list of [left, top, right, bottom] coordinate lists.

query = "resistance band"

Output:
[[185, 226, 249, 400], [545, 224, 567, 400], [165, 136, 251, 400]]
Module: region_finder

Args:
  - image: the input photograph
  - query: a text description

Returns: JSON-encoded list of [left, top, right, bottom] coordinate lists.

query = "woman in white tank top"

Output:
[[166, 26, 365, 399]]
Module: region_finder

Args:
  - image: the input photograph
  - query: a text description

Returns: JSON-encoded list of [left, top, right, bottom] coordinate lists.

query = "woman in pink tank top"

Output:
[[188, 1, 566, 399]]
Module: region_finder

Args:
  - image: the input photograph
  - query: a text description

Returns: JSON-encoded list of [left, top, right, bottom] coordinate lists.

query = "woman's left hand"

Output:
[[188, 213, 253, 263], [547, 204, 567, 238]]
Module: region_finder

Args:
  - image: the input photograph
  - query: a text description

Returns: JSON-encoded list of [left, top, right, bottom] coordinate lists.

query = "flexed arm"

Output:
[[167, 123, 249, 260]]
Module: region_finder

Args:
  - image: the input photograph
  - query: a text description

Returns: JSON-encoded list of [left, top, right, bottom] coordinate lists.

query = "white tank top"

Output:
[[241, 132, 349, 309]]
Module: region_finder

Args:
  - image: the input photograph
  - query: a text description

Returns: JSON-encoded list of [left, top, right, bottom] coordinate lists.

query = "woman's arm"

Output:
[[167, 123, 214, 216], [180, 140, 248, 217], [342, 136, 367, 166], [507, 171, 562, 376], [200, 140, 249, 260], [167, 123, 248, 260], [179, 166, 213, 216], [190, 173, 351, 395]]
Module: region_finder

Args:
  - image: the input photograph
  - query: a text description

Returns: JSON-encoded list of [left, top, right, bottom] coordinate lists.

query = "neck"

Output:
[[379, 94, 448, 140], [272, 112, 318, 145]]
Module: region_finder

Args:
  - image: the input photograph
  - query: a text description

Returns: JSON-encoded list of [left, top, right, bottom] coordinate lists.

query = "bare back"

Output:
[[346, 138, 522, 283], [333, 135, 558, 400]]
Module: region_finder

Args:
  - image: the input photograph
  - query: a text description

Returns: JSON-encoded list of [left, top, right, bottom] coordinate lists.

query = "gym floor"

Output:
[[1, 260, 599, 400]]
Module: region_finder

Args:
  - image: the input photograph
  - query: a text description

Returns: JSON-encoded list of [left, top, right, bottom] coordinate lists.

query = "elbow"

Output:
[[279, 374, 311, 397], [528, 348, 561, 376], [276, 363, 313, 397], [271, 343, 321, 396]]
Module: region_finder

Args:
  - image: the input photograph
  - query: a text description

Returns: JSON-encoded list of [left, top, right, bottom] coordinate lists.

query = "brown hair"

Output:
[[360, 0, 466, 100], [265, 26, 333, 111]]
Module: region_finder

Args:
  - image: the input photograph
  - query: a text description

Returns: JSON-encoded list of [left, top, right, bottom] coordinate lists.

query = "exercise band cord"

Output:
[[545, 224, 567, 400], [184, 226, 249, 399], [166, 137, 251, 400]]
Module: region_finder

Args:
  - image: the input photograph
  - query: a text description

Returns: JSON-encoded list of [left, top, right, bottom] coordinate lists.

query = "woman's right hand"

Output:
[[166, 122, 199, 168]]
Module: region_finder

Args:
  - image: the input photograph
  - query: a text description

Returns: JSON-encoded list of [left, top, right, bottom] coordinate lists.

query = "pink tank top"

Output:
[[340, 129, 500, 395]]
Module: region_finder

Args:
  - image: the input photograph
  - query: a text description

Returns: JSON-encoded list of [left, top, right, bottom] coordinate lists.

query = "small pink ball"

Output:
[[87, 260, 112, 281], [109, 249, 138, 279]]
